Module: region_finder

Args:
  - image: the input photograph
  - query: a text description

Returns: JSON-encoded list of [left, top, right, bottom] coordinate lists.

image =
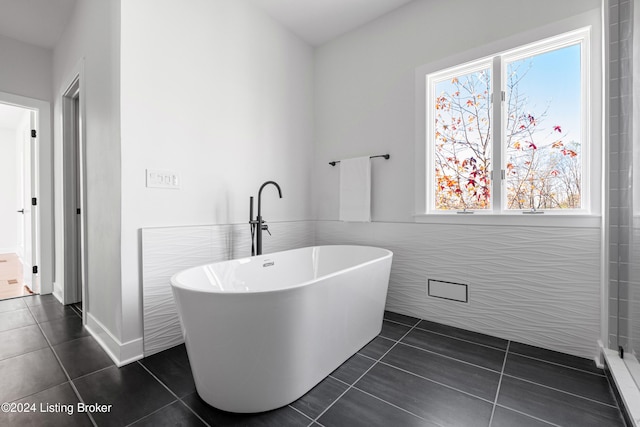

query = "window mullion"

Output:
[[491, 55, 503, 212]]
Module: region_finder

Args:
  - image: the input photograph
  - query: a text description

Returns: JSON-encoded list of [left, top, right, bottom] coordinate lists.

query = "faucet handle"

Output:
[[261, 223, 271, 236]]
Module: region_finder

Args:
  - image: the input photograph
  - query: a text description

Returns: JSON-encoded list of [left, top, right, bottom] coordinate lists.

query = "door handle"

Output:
[[17, 209, 24, 214]]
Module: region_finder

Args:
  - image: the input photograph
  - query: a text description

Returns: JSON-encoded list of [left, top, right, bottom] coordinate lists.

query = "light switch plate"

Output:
[[146, 169, 180, 189]]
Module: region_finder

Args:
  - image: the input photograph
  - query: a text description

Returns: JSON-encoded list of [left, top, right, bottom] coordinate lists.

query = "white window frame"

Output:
[[426, 29, 589, 215], [500, 30, 590, 215], [426, 58, 494, 214], [414, 18, 601, 227]]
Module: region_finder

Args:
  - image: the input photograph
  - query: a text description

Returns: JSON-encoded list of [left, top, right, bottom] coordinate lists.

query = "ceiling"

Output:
[[249, 0, 414, 46], [0, 0, 411, 50], [0, 0, 76, 48], [0, 103, 29, 131]]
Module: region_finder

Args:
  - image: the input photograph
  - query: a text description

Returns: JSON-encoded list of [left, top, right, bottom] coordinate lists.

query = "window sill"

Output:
[[413, 213, 602, 228]]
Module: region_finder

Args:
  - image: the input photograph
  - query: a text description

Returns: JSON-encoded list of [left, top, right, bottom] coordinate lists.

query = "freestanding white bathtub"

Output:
[[170, 245, 393, 413]]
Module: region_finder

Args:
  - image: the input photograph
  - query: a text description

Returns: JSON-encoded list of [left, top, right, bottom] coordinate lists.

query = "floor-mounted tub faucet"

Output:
[[249, 181, 282, 256]]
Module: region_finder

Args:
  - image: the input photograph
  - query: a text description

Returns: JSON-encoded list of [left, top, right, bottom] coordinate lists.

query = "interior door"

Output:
[[29, 111, 39, 293], [21, 115, 32, 290], [63, 84, 82, 305], [74, 96, 81, 301], [16, 123, 25, 262], [18, 112, 39, 293]]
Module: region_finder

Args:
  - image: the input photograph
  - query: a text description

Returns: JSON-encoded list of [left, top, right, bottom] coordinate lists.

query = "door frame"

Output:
[[18, 111, 37, 292], [55, 60, 87, 320], [0, 91, 52, 295], [61, 75, 86, 307]]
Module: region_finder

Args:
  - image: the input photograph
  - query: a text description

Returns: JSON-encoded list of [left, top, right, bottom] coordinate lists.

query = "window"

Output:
[[425, 29, 588, 214], [431, 61, 493, 211]]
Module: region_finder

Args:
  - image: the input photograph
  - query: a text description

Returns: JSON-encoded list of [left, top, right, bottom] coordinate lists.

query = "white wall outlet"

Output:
[[146, 169, 180, 189]]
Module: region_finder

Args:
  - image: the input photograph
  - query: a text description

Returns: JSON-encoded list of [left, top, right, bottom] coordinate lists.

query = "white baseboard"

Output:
[[595, 340, 605, 368], [85, 313, 143, 367], [0, 248, 17, 254], [52, 282, 63, 303], [602, 347, 640, 427]]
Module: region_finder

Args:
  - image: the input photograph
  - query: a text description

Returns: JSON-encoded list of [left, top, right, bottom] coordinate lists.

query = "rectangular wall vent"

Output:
[[427, 279, 468, 303]]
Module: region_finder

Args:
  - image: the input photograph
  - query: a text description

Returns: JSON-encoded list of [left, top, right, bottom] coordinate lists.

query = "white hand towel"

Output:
[[339, 156, 371, 222]]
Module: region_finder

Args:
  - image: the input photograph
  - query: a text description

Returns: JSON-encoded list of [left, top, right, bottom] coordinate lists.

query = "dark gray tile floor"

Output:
[[0, 296, 628, 427]]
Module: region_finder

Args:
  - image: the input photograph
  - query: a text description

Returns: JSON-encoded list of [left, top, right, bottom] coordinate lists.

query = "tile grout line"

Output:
[[123, 398, 180, 427], [372, 359, 496, 404], [0, 299, 29, 319], [311, 318, 430, 425], [354, 352, 378, 362], [488, 340, 511, 427], [5, 303, 623, 426], [379, 317, 623, 424], [390, 319, 605, 377], [0, 327, 50, 363], [63, 296, 102, 425], [284, 404, 315, 426], [508, 350, 607, 378], [376, 324, 621, 426], [494, 404, 563, 427], [135, 360, 211, 427], [43, 334, 95, 351], [0, 305, 36, 335], [347, 384, 448, 427], [340, 326, 607, 427], [25, 303, 98, 427], [71, 364, 114, 382], [391, 339, 504, 374], [328, 374, 350, 386], [382, 316, 421, 328], [501, 373, 620, 409], [328, 372, 453, 426], [3, 381, 82, 405], [375, 327, 508, 380], [387, 314, 604, 377], [410, 324, 508, 352], [22, 297, 205, 427]]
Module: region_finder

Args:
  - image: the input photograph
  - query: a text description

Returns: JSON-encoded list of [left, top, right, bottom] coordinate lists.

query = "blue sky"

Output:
[[507, 43, 582, 144]]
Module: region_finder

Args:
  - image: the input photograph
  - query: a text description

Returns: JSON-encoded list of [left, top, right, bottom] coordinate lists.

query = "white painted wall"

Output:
[[0, 36, 54, 294], [120, 0, 314, 347], [312, 0, 604, 358], [0, 35, 52, 102], [313, 0, 602, 221], [0, 128, 18, 253], [52, 0, 122, 348]]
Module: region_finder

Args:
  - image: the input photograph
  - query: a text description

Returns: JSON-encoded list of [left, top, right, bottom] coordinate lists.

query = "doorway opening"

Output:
[[0, 103, 39, 301], [62, 76, 86, 312]]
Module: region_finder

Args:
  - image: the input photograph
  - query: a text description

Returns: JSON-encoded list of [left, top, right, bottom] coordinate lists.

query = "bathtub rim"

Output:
[[170, 244, 393, 295]]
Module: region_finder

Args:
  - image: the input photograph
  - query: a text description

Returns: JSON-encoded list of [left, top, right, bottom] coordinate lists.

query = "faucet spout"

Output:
[[254, 181, 282, 256], [257, 181, 282, 219]]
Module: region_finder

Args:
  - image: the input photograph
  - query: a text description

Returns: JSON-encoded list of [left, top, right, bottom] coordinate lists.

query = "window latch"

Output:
[[491, 91, 506, 103], [523, 208, 544, 215]]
